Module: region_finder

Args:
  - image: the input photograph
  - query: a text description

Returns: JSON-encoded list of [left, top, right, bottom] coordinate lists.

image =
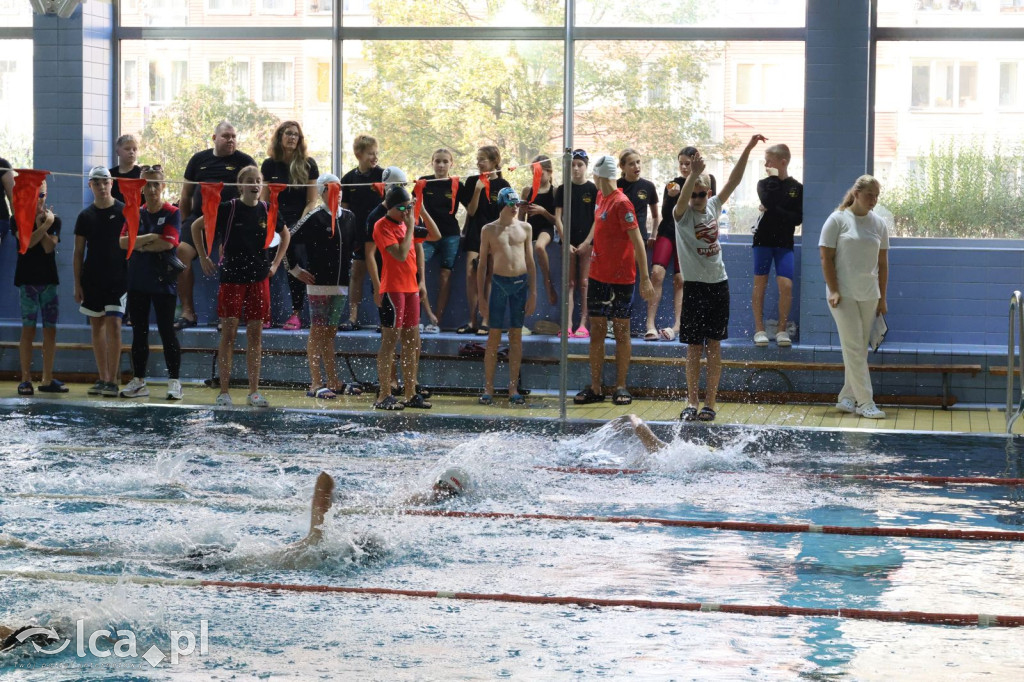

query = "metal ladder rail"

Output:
[[1007, 291, 1024, 434]]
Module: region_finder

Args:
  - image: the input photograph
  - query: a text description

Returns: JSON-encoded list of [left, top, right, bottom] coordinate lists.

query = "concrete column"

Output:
[[799, 0, 871, 346], [31, 3, 114, 324]]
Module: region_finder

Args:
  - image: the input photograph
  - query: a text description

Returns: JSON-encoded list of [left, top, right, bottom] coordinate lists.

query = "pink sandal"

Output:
[[572, 326, 590, 339], [283, 313, 302, 331]]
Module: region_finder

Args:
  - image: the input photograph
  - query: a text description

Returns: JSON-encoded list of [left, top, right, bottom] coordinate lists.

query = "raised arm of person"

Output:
[[717, 134, 767, 205], [465, 175, 487, 217], [674, 154, 706, 222], [384, 211, 416, 262]]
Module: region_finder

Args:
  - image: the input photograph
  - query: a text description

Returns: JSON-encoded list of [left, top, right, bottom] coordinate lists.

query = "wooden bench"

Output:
[[0, 341, 982, 408], [564, 355, 982, 409]]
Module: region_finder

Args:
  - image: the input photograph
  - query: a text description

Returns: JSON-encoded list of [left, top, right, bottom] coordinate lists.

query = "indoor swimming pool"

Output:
[[1, 402, 1023, 680]]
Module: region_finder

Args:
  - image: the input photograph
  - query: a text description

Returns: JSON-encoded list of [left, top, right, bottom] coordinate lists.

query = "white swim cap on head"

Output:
[[436, 467, 471, 495], [88, 166, 112, 180], [317, 172, 340, 194], [592, 155, 618, 179], [381, 166, 407, 186]]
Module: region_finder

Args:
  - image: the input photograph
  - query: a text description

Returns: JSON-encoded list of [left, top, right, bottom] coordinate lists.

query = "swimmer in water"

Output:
[[608, 413, 668, 454], [405, 466, 473, 505]]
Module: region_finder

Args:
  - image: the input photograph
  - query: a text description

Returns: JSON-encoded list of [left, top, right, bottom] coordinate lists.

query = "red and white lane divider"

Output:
[[2, 570, 1021, 628], [401, 509, 1024, 542]]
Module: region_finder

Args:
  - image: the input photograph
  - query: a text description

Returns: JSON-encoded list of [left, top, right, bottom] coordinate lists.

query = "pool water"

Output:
[[1, 403, 1023, 680]]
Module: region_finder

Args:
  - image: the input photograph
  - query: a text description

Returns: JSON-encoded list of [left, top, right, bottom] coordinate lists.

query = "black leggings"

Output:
[[288, 271, 306, 313], [128, 291, 181, 379]]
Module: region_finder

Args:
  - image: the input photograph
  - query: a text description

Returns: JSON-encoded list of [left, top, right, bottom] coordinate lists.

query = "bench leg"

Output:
[[942, 372, 950, 410]]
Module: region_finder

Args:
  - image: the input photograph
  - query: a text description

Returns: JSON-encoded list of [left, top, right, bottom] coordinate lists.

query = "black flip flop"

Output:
[[680, 406, 699, 421], [612, 388, 632, 406], [37, 379, 69, 393], [373, 395, 405, 411], [697, 406, 717, 421], [403, 394, 432, 409], [574, 387, 604, 405], [17, 381, 33, 396]]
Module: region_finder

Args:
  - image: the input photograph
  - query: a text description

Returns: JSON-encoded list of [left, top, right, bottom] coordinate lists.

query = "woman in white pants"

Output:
[[819, 175, 889, 419]]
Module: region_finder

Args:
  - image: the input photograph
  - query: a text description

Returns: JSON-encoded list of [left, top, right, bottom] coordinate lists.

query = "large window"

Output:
[[576, 0, 805, 27], [120, 0, 332, 27], [875, 40, 1024, 238], [0, 40, 33, 168], [119, 40, 332, 193]]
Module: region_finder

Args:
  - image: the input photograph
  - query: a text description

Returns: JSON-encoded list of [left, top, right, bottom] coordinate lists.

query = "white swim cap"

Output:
[[436, 467, 471, 495], [592, 155, 618, 180], [381, 166, 407, 186], [316, 172, 340, 195]]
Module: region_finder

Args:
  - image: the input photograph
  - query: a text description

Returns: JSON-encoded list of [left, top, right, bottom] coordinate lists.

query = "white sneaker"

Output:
[[247, 391, 269, 408], [856, 402, 886, 419], [753, 331, 770, 346], [521, 326, 533, 336], [166, 379, 183, 401], [424, 323, 440, 334], [836, 397, 856, 413], [216, 392, 233, 407], [119, 378, 149, 398], [776, 331, 791, 347]]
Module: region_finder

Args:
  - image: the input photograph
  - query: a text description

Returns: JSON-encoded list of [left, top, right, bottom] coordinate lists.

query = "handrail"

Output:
[[1007, 291, 1024, 433]]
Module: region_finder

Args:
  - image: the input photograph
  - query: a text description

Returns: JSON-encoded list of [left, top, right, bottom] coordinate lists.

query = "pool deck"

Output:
[[3, 380, 1019, 435]]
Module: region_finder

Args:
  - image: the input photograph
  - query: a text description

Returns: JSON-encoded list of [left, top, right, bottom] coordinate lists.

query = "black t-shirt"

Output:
[[0, 157, 11, 221], [109, 165, 142, 204], [460, 174, 511, 236], [74, 201, 127, 290], [616, 177, 658, 241], [419, 175, 463, 239], [127, 203, 181, 295], [753, 176, 804, 249], [183, 149, 258, 217], [13, 215, 61, 287], [522, 185, 556, 238], [214, 200, 284, 284], [657, 174, 718, 240], [259, 157, 320, 228], [554, 181, 598, 247], [340, 166, 384, 240]]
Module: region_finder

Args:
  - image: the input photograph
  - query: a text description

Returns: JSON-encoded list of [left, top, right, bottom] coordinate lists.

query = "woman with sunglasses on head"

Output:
[[261, 121, 319, 331], [118, 165, 184, 400]]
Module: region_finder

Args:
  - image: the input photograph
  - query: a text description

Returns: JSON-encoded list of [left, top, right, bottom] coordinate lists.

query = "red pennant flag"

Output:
[[200, 182, 224, 257], [118, 177, 148, 258], [372, 182, 385, 197], [12, 169, 49, 255], [413, 178, 426, 223], [265, 183, 286, 249], [450, 176, 459, 214], [531, 162, 543, 203], [326, 182, 341, 237], [479, 173, 491, 202]]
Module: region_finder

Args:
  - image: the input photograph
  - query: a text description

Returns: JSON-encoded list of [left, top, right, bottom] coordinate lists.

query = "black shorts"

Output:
[[531, 222, 554, 243], [462, 223, 482, 255], [680, 279, 730, 345], [80, 283, 127, 318], [179, 214, 197, 249], [587, 279, 634, 320]]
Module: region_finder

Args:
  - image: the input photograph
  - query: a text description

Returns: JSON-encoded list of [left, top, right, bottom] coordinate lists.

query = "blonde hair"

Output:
[[353, 134, 377, 155], [695, 173, 712, 190], [618, 148, 640, 170], [115, 134, 138, 150], [140, 166, 165, 181], [431, 148, 453, 163], [268, 120, 310, 186], [765, 143, 791, 162], [236, 165, 261, 185], [477, 145, 501, 168], [837, 174, 880, 211]]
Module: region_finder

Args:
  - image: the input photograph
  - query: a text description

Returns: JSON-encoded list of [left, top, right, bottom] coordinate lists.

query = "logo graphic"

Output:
[[624, 212, 635, 224], [695, 220, 718, 244], [637, 190, 648, 201], [582, 194, 593, 204], [14, 626, 68, 654]]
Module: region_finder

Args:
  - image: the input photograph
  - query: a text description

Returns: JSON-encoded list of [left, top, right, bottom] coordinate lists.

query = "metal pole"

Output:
[[332, 0, 342, 176], [558, 0, 576, 421]]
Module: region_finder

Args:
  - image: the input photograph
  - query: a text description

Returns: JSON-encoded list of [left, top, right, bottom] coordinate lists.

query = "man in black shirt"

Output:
[[175, 121, 257, 329], [73, 167, 128, 397]]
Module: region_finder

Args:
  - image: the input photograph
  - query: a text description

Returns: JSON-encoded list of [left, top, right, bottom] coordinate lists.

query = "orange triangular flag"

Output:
[[200, 182, 225, 256], [326, 182, 341, 236], [12, 169, 49, 255], [265, 183, 286, 249], [118, 177, 148, 258]]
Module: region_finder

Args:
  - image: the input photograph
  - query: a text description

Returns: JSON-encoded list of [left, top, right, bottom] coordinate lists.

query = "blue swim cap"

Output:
[[497, 187, 521, 207]]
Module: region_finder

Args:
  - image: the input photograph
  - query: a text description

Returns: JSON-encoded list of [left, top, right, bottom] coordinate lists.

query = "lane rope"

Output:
[[1, 570, 1021, 628], [400, 509, 1024, 542], [538, 465, 1024, 487]]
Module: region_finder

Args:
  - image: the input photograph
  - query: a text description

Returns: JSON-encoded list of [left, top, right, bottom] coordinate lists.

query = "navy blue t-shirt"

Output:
[[126, 203, 181, 295]]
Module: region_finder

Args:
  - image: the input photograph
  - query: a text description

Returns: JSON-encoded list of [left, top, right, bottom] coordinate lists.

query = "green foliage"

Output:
[[0, 127, 32, 168], [348, 0, 715, 181], [141, 62, 279, 199], [884, 139, 1024, 238]]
